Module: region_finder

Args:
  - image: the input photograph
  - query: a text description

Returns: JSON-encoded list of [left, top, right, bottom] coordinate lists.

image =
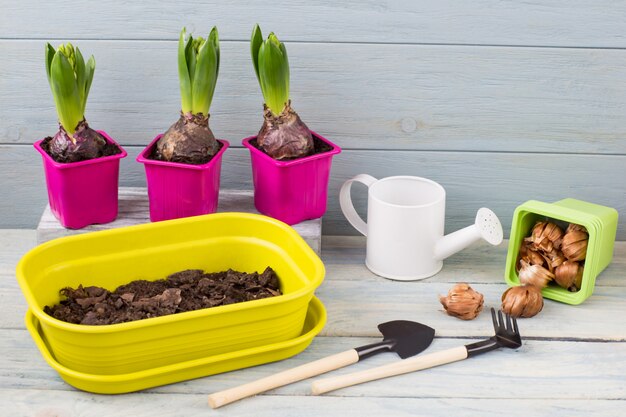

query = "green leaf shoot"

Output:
[[45, 42, 96, 135], [178, 28, 193, 114], [250, 26, 290, 116], [177, 26, 220, 116]]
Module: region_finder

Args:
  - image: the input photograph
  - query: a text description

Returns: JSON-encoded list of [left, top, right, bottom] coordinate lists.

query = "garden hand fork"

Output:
[[312, 308, 522, 395]]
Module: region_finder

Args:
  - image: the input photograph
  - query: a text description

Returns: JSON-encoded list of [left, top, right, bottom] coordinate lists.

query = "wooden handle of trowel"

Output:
[[208, 349, 360, 409], [311, 345, 468, 395]]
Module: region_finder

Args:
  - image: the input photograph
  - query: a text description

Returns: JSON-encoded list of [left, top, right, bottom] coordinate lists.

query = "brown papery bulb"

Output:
[[528, 221, 564, 252], [520, 243, 546, 266], [566, 223, 587, 234], [562, 230, 588, 261], [501, 285, 544, 318], [546, 248, 566, 270], [518, 260, 554, 288], [517, 243, 545, 272], [555, 261, 584, 292], [439, 283, 484, 320]]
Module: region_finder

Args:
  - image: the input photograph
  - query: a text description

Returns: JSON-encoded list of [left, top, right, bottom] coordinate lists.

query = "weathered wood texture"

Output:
[[4, 146, 625, 237], [36, 187, 321, 254], [2, 231, 625, 416], [3, 40, 626, 153], [2, 1, 626, 48], [1, 1, 625, 236], [4, 233, 625, 339]]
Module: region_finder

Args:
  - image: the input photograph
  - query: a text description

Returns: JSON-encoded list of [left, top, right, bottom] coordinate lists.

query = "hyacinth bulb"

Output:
[[518, 260, 554, 288], [561, 229, 588, 261], [155, 27, 221, 164], [555, 261, 584, 292], [501, 285, 544, 318], [45, 42, 108, 162], [439, 283, 484, 320], [250, 25, 313, 160]]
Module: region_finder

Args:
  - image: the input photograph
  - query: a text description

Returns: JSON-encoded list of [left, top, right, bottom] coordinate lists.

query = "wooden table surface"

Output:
[[1, 230, 624, 416]]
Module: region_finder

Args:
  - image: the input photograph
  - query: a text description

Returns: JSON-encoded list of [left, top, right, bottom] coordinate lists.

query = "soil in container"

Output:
[[248, 135, 332, 160], [44, 267, 281, 325]]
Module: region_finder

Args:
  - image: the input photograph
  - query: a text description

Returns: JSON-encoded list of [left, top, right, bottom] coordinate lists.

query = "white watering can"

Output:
[[340, 175, 504, 281]]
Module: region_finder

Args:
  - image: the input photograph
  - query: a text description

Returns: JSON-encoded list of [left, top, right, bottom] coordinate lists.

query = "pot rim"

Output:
[[136, 134, 230, 170], [242, 130, 341, 167], [34, 130, 128, 169]]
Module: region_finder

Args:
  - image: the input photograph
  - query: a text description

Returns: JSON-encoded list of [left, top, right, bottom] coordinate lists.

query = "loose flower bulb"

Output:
[[526, 247, 546, 266], [517, 241, 549, 273], [439, 283, 484, 320], [566, 223, 587, 234], [527, 221, 564, 252], [546, 248, 566, 270], [555, 261, 584, 292], [501, 285, 544, 318], [518, 260, 554, 288], [562, 230, 588, 261]]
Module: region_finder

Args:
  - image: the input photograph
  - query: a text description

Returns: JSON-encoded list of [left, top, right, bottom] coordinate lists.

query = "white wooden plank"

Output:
[[3, 268, 625, 339], [2, 146, 624, 239], [325, 150, 626, 239], [321, 237, 626, 287], [314, 280, 626, 340], [36, 187, 322, 254], [2, 1, 626, 48], [0, 230, 36, 276], [2, 329, 625, 401], [3, 389, 623, 417], [3, 231, 623, 290], [3, 41, 626, 154]]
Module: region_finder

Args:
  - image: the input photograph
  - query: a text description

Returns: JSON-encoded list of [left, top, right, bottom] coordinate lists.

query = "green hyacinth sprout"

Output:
[[178, 27, 220, 116], [250, 24, 290, 116], [45, 42, 95, 136]]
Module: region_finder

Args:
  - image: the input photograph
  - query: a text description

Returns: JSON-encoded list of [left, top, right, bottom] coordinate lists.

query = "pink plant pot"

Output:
[[33, 131, 127, 229], [137, 135, 229, 222], [242, 131, 341, 225]]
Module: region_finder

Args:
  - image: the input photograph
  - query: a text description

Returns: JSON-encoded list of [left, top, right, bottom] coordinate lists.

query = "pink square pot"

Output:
[[137, 135, 229, 222], [242, 131, 341, 225], [33, 131, 127, 229]]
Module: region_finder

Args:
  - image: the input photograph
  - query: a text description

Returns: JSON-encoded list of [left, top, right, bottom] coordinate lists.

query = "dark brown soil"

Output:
[[44, 267, 281, 325], [148, 140, 223, 165], [41, 135, 122, 163], [249, 135, 333, 161]]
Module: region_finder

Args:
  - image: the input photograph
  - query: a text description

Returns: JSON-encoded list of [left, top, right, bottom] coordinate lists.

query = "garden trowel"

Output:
[[208, 319, 435, 408]]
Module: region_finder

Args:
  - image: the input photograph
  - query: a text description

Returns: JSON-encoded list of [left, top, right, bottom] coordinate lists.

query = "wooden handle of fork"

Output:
[[311, 346, 468, 395]]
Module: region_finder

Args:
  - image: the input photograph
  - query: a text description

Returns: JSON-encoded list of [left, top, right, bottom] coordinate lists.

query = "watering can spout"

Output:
[[434, 208, 504, 261]]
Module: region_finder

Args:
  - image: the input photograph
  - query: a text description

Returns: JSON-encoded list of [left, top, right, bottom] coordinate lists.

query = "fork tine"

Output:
[[505, 311, 512, 331], [497, 309, 505, 330], [512, 315, 519, 335], [491, 308, 498, 331]]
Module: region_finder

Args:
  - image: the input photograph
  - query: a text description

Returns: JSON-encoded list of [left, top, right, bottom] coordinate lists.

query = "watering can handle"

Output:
[[339, 174, 378, 236]]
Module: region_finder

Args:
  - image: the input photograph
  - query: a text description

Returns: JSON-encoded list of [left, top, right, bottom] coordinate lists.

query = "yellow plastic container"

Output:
[[16, 212, 325, 377], [25, 297, 326, 394]]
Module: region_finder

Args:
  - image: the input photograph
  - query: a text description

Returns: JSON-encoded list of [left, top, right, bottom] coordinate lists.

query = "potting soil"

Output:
[[44, 267, 281, 325]]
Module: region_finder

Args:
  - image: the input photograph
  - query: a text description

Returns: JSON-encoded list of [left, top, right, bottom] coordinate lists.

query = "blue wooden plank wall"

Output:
[[1, 1, 625, 237]]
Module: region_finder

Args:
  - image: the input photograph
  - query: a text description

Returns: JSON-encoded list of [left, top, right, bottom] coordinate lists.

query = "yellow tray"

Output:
[[25, 296, 326, 394], [16, 213, 324, 375]]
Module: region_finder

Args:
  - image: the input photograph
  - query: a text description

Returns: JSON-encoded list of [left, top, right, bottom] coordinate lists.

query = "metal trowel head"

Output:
[[378, 320, 436, 359]]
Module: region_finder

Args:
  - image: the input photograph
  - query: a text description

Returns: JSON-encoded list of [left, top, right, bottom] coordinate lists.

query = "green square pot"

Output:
[[505, 199, 618, 305]]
